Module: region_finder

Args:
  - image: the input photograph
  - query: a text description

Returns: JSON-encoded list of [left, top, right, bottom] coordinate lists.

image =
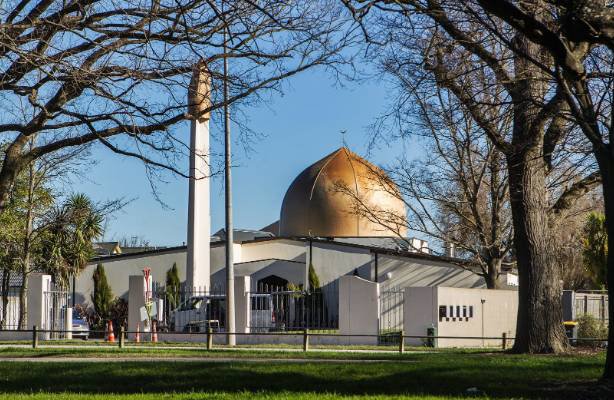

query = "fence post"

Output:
[[502, 332, 507, 350], [32, 325, 38, 349], [119, 326, 125, 349], [399, 330, 404, 354], [303, 329, 309, 352], [207, 327, 213, 350]]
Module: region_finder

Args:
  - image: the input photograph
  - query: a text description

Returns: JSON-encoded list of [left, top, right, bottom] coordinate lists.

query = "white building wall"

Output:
[[339, 276, 379, 344], [77, 248, 188, 305], [404, 287, 437, 346], [240, 239, 305, 264], [404, 286, 517, 348], [309, 241, 372, 288], [377, 254, 485, 290]]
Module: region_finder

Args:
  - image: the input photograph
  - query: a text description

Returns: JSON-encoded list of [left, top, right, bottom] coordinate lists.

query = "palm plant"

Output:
[[42, 194, 103, 288]]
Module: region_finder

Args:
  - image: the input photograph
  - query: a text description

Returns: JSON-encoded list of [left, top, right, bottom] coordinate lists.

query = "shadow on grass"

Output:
[[0, 352, 605, 399]]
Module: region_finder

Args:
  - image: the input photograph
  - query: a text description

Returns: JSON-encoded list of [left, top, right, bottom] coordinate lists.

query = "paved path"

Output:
[[0, 356, 414, 363]]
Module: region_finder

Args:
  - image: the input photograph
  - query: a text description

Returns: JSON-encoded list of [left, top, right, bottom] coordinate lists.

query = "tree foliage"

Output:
[[308, 262, 320, 290], [165, 262, 181, 310], [583, 212, 608, 289], [91, 263, 114, 322], [41, 193, 103, 287]]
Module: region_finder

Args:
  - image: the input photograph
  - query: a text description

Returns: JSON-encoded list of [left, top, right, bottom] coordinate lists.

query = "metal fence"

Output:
[[154, 285, 226, 333], [574, 291, 609, 322], [379, 287, 404, 345], [42, 290, 70, 339], [0, 287, 21, 330], [248, 282, 338, 332]]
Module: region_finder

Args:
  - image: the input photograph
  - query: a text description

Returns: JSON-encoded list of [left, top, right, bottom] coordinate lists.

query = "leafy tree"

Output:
[[91, 264, 114, 323], [583, 212, 608, 289], [165, 263, 181, 311], [42, 194, 103, 287], [308, 263, 321, 290]]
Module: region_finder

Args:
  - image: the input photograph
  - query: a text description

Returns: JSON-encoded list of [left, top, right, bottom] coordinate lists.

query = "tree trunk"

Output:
[[484, 257, 502, 289], [597, 154, 614, 382], [18, 275, 28, 330], [505, 33, 568, 354], [18, 152, 35, 329], [0, 269, 10, 329], [507, 146, 568, 353]]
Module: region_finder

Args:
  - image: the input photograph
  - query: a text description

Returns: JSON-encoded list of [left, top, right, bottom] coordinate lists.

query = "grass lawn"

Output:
[[0, 349, 608, 399], [0, 346, 487, 359]]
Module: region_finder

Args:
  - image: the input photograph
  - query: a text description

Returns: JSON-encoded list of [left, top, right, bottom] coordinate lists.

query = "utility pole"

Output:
[[223, 24, 235, 346]]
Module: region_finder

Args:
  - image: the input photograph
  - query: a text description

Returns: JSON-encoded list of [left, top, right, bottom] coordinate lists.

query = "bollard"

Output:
[[119, 326, 125, 349], [399, 330, 405, 354], [207, 327, 213, 350], [502, 332, 507, 350], [303, 329, 309, 352], [32, 325, 38, 349]]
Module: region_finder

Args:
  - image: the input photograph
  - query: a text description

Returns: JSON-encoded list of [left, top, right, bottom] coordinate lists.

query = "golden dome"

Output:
[[279, 147, 407, 237]]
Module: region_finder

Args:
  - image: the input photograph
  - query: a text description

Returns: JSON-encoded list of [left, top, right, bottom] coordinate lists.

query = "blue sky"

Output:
[[73, 68, 419, 246]]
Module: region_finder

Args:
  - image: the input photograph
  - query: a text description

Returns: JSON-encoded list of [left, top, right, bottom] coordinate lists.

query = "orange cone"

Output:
[[107, 320, 115, 343], [135, 323, 141, 343], [152, 320, 158, 343]]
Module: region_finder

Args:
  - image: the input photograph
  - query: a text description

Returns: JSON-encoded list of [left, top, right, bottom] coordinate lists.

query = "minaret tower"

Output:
[[186, 62, 211, 290]]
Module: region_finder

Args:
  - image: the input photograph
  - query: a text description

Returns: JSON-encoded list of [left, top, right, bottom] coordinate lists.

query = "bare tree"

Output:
[[0, 0, 355, 212], [390, 89, 513, 289], [553, 193, 603, 291], [343, 0, 600, 353], [464, 0, 614, 381]]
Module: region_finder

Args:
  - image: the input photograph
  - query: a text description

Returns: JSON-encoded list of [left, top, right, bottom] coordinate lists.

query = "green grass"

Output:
[[0, 394, 457, 400], [0, 350, 607, 399], [0, 346, 494, 359]]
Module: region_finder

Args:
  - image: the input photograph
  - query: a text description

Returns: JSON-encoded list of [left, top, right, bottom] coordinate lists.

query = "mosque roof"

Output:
[[279, 147, 407, 237]]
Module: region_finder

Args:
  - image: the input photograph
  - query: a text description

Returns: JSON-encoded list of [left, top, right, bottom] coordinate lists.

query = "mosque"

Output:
[[74, 66, 510, 313], [75, 146, 498, 308]]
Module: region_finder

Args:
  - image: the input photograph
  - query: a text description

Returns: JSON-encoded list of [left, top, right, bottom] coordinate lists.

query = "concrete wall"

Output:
[[240, 239, 306, 264], [234, 276, 251, 333], [404, 286, 517, 348], [309, 241, 372, 288], [127, 275, 147, 339], [77, 248, 189, 305], [339, 276, 379, 344], [27, 274, 51, 335], [211, 259, 305, 291], [404, 287, 438, 347]]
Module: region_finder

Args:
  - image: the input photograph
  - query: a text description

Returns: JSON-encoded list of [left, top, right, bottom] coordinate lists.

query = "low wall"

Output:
[[339, 276, 379, 345], [404, 286, 517, 348], [154, 332, 378, 346], [0, 331, 31, 341]]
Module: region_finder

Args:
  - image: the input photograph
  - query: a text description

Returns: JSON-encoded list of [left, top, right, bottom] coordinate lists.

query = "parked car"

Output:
[[71, 315, 89, 340], [170, 295, 226, 333]]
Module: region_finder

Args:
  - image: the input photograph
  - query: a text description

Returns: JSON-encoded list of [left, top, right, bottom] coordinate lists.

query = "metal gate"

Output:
[[0, 287, 21, 330], [379, 287, 404, 344], [249, 283, 338, 332], [43, 290, 70, 339]]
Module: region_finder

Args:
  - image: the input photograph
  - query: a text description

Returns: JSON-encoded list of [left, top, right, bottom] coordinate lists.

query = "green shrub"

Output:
[[91, 263, 114, 326], [576, 314, 607, 348]]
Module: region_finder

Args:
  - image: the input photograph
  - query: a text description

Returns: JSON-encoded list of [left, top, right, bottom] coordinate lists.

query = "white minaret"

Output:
[[186, 62, 212, 291]]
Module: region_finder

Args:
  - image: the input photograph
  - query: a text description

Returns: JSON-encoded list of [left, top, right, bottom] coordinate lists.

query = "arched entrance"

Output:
[[256, 275, 288, 291]]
